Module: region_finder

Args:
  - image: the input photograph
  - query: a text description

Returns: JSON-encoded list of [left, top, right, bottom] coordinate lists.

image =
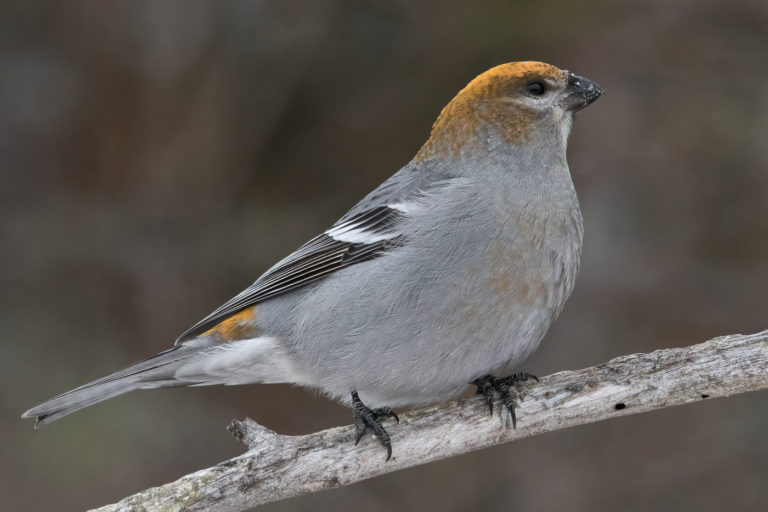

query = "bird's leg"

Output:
[[351, 391, 399, 461], [472, 372, 539, 427], [472, 375, 496, 415]]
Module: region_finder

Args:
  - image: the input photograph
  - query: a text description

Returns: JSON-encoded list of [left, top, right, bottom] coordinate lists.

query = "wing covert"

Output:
[[175, 205, 406, 343]]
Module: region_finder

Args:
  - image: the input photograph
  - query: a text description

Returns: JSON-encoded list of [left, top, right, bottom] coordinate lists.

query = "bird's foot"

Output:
[[471, 372, 539, 427], [351, 391, 399, 461]]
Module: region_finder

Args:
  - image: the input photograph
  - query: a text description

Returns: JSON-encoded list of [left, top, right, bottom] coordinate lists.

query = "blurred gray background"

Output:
[[3, 0, 768, 510]]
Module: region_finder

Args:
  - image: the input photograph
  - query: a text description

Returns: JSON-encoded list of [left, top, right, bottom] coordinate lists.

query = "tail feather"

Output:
[[22, 345, 199, 427]]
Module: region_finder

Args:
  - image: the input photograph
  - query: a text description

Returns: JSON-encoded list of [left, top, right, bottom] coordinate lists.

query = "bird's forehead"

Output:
[[465, 61, 566, 97]]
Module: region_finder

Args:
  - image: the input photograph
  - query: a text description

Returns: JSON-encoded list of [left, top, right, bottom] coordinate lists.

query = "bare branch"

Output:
[[92, 330, 768, 512]]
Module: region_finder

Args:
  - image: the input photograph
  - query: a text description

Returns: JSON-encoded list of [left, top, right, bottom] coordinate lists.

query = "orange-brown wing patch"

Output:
[[415, 61, 566, 161], [201, 306, 261, 342]]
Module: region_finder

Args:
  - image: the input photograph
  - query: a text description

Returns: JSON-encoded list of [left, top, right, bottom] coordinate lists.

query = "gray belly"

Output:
[[260, 208, 582, 408]]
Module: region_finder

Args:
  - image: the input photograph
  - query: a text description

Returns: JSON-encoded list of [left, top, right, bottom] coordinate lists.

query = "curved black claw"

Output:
[[472, 372, 539, 428], [371, 406, 400, 425], [351, 391, 398, 461]]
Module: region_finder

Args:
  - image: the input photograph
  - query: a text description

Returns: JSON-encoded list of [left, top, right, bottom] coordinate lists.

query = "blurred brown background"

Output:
[[3, 0, 768, 510]]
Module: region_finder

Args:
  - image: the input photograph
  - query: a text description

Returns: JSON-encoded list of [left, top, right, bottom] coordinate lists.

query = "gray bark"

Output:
[[92, 330, 768, 512]]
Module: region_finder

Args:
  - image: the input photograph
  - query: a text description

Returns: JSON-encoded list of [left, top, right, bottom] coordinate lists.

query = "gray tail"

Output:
[[22, 345, 199, 427]]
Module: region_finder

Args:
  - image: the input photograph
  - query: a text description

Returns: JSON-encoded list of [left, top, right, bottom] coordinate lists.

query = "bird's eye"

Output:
[[526, 81, 546, 96]]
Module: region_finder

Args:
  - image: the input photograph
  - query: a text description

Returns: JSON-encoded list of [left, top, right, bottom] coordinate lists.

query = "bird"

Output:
[[23, 61, 603, 460]]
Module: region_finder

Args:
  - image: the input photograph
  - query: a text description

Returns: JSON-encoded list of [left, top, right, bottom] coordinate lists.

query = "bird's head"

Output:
[[416, 61, 603, 162]]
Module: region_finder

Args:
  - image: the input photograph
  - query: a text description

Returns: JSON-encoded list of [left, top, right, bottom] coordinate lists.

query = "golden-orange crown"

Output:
[[416, 62, 568, 161]]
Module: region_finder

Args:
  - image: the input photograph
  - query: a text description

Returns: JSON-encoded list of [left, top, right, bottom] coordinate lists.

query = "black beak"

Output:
[[564, 71, 604, 112]]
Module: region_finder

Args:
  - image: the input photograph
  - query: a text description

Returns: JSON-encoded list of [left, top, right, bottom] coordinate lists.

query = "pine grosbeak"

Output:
[[23, 61, 603, 460]]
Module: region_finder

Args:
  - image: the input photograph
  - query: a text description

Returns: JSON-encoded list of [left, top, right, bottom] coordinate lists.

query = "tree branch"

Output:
[[92, 330, 768, 512]]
